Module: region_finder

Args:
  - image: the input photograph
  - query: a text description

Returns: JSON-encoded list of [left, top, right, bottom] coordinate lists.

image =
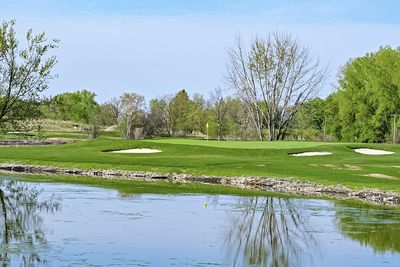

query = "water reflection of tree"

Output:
[[335, 202, 400, 253], [224, 197, 316, 267], [0, 180, 60, 266]]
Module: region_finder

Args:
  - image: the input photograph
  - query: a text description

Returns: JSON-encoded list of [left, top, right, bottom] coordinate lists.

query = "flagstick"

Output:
[[206, 123, 209, 141]]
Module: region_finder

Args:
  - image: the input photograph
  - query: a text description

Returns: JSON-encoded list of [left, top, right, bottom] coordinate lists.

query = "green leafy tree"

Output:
[[209, 88, 230, 140], [324, 93, 341, 140], [190, 93, 208, 135], [148, 91, 208, 137], [331, 46, 400, 142], [294, 98, 327, 140], [168, 89, 192, 136], [147, 97, 169, 136], [0, 20, 58, 129], [48, 90, 98, 123]]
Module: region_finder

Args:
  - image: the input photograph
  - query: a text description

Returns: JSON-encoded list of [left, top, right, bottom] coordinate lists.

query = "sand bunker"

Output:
[[109, 148, 161, 154], [361, 173, 397, 180], [353, 148, 394, 155], [291, 152, 332, 157]]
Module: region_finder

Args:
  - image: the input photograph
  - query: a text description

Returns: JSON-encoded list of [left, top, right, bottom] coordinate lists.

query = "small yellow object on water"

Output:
[[203, 203, 207, 209]]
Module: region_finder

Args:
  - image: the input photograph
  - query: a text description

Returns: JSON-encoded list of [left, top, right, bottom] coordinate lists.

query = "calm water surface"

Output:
[[0, 177, 400, 266]]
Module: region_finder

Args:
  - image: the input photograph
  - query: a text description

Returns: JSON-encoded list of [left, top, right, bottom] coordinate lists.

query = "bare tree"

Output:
[[108, 97, 121, 121], [226, 33, 326, 140], [118, 93, 145, 139], [0, 20, 58, 127]]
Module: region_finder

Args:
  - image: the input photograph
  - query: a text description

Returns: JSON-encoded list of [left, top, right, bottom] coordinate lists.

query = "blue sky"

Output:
[[3, 0, 400, 22], [1, 0, 400, 102]]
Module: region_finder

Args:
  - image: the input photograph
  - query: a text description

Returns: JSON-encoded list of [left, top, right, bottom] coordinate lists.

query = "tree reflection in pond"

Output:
[[335, 202, 400, 253], [0, 180, 60, 266], [224, 197, 317, 267]]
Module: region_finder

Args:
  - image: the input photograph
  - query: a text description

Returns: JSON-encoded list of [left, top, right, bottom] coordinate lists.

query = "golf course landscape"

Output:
[[1, 135, 400, 195], [3, 2, 400, 265]]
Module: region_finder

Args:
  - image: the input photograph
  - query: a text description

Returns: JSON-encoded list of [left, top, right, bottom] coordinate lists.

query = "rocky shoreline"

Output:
[[0, 139, 67, 146], [0, 163, 399, 206]]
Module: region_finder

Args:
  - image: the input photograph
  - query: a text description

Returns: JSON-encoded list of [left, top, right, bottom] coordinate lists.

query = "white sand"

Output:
[[291, 152, 332, 157], [353, 148, 394, 155], [110, 148, 161, 154]]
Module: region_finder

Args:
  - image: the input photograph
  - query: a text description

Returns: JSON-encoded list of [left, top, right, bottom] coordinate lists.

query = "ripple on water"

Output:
[[0, 178, 400, 267]]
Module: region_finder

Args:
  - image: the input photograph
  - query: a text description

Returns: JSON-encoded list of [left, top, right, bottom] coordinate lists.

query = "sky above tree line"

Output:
[[1, 0, 400, 102]]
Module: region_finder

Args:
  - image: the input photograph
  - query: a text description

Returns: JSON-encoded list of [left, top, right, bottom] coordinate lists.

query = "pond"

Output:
[[0, 177, 400, 266]]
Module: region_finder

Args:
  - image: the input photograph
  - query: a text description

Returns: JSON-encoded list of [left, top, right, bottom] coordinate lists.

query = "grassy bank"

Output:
[[0, 138, 399, 193], [4, 173, 289, 198]]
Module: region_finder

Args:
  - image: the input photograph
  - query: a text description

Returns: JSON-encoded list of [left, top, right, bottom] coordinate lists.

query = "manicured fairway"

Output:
[[146, 138, 342, 149], [0, 138, 400, 193]]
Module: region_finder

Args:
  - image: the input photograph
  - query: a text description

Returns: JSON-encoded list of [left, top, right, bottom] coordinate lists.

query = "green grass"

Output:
[[99, 131, 121, 138], [43, 130, 121, 139], [44, 131, 87, 139], [0, 134, 33, 139], [1, 130, 120, 140], [147, 138, 342, 149], [0, 138, 400, 193], [32, 118, 91, 132]]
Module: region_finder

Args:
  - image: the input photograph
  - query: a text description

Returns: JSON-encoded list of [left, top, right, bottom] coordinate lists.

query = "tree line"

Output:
[[1, 20, 400, 142]]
